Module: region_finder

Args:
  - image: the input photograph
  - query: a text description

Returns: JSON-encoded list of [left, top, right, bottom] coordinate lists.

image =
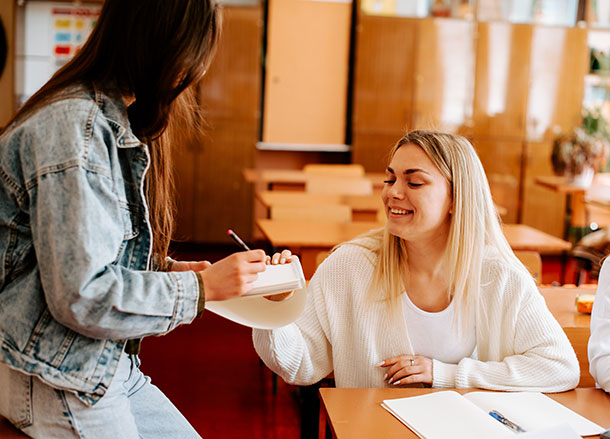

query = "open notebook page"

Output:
[[464, 391, 604, 436], [381, 391, 512, 439]]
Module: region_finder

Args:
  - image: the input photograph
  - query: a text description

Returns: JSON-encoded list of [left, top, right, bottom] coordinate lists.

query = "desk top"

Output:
[[536, 174, 610, 194], [243, 168, 386, 189], [256, 219, 383, 247], [257, 220, 571, 254], [502, 223, 571, 253], [255, 191, 384, 211], [539, 286, 595, 330], [319, 387, 610, 439]]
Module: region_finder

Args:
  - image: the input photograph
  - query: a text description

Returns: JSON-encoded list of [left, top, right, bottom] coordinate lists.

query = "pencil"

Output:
[[227, 229, 251, 251]]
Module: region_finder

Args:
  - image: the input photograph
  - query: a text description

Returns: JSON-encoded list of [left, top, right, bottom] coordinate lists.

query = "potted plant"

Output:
[[551, 109, 610, 187]]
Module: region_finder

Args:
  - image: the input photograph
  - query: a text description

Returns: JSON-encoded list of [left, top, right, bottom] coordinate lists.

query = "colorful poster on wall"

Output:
[[15, 2, 101, 106], [51, 6, 99, 69]]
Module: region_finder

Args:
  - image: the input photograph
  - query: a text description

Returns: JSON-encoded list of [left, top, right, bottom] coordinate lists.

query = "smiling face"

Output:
[[382, 143, 453, 243]]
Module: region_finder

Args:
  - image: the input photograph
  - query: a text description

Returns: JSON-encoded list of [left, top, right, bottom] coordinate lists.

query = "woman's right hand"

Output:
[[199, 250, 267, 301]]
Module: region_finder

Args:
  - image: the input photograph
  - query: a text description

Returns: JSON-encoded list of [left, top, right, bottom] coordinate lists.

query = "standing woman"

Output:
[[0, 1, 267, 438], [254, 130, 579, 392]]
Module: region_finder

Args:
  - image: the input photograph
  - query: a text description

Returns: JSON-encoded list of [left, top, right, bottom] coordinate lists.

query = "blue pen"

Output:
[[489, 410, 527, 434]]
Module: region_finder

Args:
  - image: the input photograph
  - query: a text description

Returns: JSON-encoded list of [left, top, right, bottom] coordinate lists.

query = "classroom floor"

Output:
[[138, 243, 595, 439]]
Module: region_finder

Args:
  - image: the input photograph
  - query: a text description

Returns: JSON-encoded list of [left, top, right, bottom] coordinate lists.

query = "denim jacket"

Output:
[[0, 85, 200, 406]]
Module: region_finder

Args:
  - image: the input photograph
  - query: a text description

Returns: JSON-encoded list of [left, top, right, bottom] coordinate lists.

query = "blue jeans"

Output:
[[0, 353, 200, 438]]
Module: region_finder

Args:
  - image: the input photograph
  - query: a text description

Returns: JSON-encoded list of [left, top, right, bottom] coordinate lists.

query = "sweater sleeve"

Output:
[[589, 259, 610, 392], [434, 271, 579, 392], [252, 266, 334, 386]]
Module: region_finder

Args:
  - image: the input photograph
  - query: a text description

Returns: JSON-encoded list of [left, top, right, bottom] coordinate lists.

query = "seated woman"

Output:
[[254, 130, 579, 392], [589, 258, 610, 392]]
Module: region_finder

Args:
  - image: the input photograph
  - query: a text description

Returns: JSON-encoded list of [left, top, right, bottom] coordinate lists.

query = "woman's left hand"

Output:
[[379, 355, 433, 386], [264, 249, 296, 302]]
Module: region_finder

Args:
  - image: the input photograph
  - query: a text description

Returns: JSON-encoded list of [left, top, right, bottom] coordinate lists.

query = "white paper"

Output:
[[247, 260, 306, 296], [464, 392, 604, 437], [205, 287, 307, 329], [518, 422, 581, 439], [381, 391, 512, 439]]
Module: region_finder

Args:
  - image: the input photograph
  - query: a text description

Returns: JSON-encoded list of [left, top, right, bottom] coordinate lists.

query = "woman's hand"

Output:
[[378, 355, 433, 386], [199, 250, 267, 301], [264, 249, 297, 302]]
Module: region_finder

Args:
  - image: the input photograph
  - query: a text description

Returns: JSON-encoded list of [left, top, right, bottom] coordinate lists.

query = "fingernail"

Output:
[[383, 373, 387, 380], [375, 361, 385, 367], [393, 380, 401, 385], [280, 258, 285, 264], [388, 378, 393, 384]]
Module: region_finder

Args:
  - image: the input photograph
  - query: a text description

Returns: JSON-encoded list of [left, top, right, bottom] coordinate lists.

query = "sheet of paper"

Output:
[[464, 391, 604, 437], [205, 287, 307, 329], [381, 391, 512, 439]]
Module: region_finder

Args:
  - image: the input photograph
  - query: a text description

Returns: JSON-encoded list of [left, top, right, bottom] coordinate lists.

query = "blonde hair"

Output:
[[350, 130, 527, 326]]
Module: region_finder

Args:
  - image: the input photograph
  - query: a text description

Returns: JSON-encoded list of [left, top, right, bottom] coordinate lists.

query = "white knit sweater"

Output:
[[253, 242, 579, 392]]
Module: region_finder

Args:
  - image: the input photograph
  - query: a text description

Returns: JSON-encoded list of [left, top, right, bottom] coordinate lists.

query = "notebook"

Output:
[[245, 259, 306, 297], [381, 391, 604, 439]]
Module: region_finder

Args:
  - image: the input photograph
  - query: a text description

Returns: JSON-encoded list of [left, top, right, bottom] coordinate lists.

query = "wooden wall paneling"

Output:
[[520, 27, 587, 238], [262, 0, 351, 145], [192, 119, 258, 242], [472, 22, 532, 139], [472, 137, 522, 224], [525, 25, 588, 141], [521, 141, 567, 238], [0, 0, 15, 127], [352, 14, 417, 133], [412, 18, 475, 135], [352, 131, 401, 172], [174, 5, 262, 243], [351, 14, 417, 171]]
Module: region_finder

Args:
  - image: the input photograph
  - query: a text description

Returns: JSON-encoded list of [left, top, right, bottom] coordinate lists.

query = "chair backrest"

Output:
[[270, 204, 352, 223], [302, 163, 365, 177], [305, 175, 373, 195], [514, 250, 542, 285]]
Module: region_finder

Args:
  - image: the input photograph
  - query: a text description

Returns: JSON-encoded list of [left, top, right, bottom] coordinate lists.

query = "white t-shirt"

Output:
[[402, 292, 476, 364]]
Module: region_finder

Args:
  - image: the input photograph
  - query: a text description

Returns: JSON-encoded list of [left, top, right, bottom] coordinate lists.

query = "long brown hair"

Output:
[[2, 0, 220, 259]]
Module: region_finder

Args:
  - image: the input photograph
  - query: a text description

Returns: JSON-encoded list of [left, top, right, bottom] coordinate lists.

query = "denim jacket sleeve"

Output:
[[20, 97, 200, 340]]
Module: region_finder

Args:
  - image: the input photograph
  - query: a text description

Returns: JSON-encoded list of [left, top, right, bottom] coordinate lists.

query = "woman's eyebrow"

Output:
[[404, 168, 430, 175]]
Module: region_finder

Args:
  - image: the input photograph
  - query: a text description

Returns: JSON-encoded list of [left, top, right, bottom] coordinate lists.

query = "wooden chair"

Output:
[[270, 205, 351, 223], [0, 416, 27, 438], [302, 163, 365, 177], [305, 175, 373, 196], [514, 250, 542, 285]]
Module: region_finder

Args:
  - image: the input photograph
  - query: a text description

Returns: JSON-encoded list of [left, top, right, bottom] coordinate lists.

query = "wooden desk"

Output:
[[255, 191, 384, 222], [243, 168, 386, 191], [256, 219, 383, 277], [318, 387, 610, 439], [539, 285, 596, 387], [502, 224, 572, 254]]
